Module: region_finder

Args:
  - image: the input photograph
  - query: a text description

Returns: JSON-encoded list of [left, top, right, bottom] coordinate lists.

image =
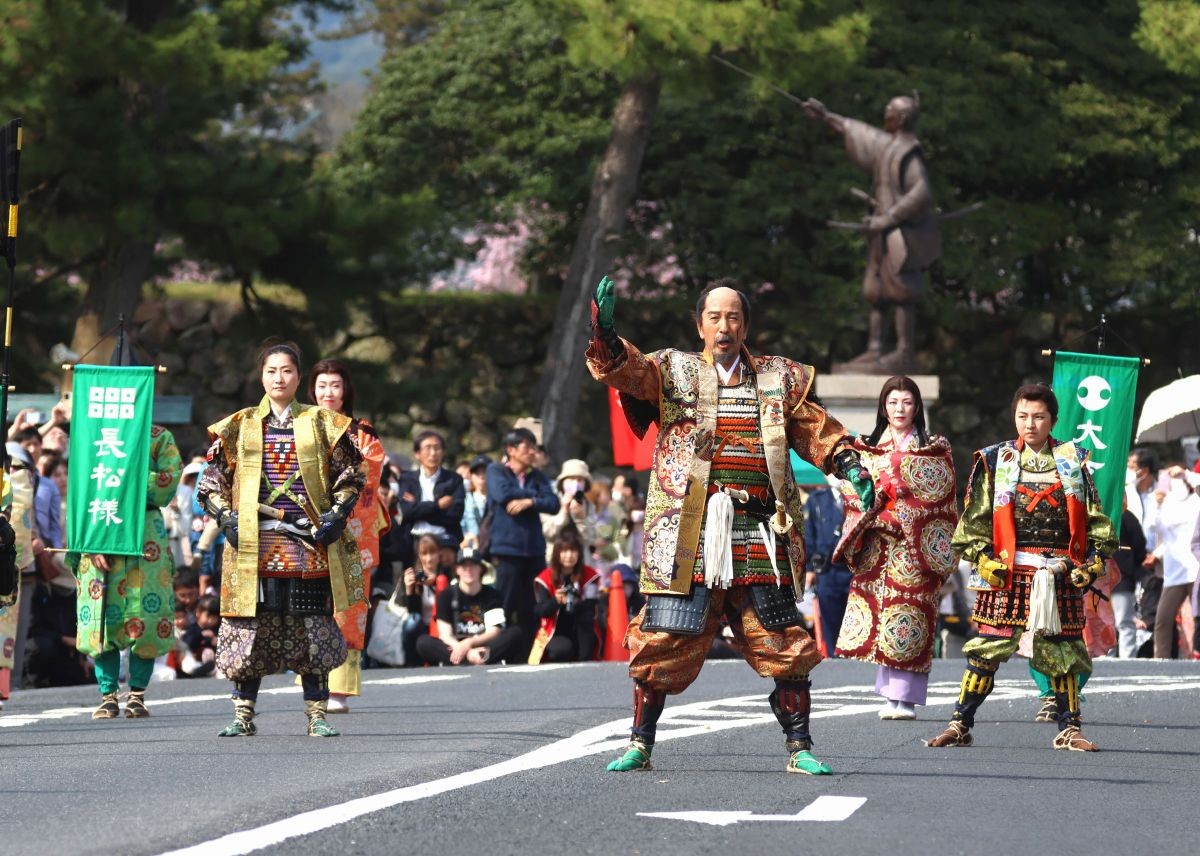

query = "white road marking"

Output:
[[155, 675, 1200, 856], [639, 795, 869, 826]]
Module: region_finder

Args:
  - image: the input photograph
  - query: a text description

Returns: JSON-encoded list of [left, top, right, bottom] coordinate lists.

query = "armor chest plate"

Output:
[[1013, 466, 1070, 551]]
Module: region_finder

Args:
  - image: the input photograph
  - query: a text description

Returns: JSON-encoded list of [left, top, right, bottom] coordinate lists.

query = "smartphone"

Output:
[[28, 410, 47, 425]]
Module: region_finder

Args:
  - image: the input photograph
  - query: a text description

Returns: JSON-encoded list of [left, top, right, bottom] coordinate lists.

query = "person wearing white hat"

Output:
[[541, 458, 598, 561]]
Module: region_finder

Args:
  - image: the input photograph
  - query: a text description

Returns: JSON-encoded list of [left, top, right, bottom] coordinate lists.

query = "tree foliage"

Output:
[[0, 0, 350, 353]]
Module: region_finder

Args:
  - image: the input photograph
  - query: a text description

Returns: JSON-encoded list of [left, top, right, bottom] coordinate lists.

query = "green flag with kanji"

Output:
[[67, 365, 155, 556], [1051, 351, 1140, 538]]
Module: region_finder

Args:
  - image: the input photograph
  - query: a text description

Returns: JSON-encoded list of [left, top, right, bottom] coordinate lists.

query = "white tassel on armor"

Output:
[[757, 521, 783, 588], [703, 491, 735, 589], [1027, 566, 1061, 635]]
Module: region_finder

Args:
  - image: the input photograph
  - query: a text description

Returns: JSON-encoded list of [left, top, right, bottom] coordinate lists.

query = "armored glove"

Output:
[[590, 275, 621, 351], [1070, 554, 1105, 589], [216, 508, 239, 549], [834, 448, 875, 510], [976, 555, 1007, 588], [312, 504, 349, 547]]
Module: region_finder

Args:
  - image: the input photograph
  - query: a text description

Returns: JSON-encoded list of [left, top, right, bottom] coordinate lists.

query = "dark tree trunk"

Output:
[[70, 2, 169, 361], [70, 241, 155, 361], [537, 75, 661, 467]]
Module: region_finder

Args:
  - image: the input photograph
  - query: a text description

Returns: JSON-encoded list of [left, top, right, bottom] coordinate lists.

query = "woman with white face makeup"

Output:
[[309, 358, 388, 712], [832, 376, 958, 720]]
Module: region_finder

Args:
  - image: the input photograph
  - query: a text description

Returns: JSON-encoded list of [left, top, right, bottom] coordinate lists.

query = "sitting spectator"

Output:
[[180, 595, 221, 678], [541, 459, 599, 560], [416, 547, 521, 666], [460, 455, 491, 549], [529, 532, 602, 664], [173, 571, 201, 624], [400, 533, 442, 666], [397, 431, 465, 566], [25, 576, 90, 687], [436, 531, 459, 579]]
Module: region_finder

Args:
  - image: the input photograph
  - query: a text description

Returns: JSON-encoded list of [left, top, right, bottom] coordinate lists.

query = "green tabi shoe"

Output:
[[305, 699, 341, 737], [787, 747, 833, 775], [218, 699, 257, 736], [217, 717, 257, 737], [606, 739, 652, 772]]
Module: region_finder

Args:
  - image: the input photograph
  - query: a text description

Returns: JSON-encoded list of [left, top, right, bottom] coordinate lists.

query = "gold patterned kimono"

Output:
[[587, 339, 849, 595], [202, 397, 367, 621], [0, 469, 35, 675]]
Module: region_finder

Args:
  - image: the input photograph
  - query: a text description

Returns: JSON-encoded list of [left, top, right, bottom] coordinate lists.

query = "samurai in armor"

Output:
[[198, 341, 366, 737], [927, 383, 1117, 751], [587, 277, 875, 774]]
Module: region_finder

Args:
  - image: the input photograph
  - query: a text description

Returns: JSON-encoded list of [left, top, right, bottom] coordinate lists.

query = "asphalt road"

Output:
[[2, 657, 1197, 856]]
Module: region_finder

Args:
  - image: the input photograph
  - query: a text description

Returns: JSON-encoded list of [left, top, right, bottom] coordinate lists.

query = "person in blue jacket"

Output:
[[486, 426, 560, 658]]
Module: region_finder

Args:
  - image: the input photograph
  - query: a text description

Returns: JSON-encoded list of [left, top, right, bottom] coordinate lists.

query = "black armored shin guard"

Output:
[[951, 657, 997, 729], [630, 681, 667, 746], [770, 677, 813, 751]]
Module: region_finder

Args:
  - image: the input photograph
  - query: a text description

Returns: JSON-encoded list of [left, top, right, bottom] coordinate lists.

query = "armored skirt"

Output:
[[834, 435, 957, 676]]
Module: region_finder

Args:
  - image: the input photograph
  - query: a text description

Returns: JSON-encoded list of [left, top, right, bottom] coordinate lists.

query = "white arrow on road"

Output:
[[639, 795, 867, 827]]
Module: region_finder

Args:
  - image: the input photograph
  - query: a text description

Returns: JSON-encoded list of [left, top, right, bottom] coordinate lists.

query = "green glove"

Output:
[[834, 449, 874, 509], [849, 469, 875, 510], [591, 275, 616, 331]]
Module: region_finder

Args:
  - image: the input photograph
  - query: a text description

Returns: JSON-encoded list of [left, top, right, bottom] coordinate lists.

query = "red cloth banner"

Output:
[[608, 387, 657, 471]]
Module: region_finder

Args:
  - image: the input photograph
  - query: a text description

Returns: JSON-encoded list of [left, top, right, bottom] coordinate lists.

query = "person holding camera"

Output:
[[399, 533, 443, 665], [529, 531, 603, 664], [541, 459, 599, 561], [416, 547, 520, 666]]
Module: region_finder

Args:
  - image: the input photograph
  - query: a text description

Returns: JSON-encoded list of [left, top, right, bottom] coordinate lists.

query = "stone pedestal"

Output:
[[815, 374, 941, 436]]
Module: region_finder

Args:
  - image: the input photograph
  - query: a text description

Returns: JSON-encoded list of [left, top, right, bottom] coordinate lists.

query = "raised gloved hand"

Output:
[[1070, 554, 1104, 589], [312, 505, 349, 547], [591, 275, 617, 332], [216, 509, 239, 549], [834, 448, 875, 510], [976, 555, 1007, 588]]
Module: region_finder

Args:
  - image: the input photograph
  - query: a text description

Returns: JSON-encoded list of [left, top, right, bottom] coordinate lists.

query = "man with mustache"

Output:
[[587, 277, 874, 775]]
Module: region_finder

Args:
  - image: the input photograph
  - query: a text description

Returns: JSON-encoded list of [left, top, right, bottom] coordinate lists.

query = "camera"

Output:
[[560, 581, 579, 614], [812, 554, 828, 574], [573, 488, 586, 505]]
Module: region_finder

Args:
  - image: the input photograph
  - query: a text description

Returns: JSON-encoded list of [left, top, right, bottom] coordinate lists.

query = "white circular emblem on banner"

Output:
[[1077, 375, 1112, 412]]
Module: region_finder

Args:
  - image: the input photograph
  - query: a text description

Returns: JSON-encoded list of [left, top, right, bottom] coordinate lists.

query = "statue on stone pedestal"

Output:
[[803, 95, 942, 375]]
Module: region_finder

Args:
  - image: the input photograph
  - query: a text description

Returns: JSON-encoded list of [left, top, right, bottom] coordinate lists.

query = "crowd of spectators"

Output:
[[3, 398, 1199, 702]]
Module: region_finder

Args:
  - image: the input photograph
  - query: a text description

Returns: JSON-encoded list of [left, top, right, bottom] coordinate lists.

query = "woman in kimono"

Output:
[[309, 358, 387, 713], [834, 376, 958, 720]]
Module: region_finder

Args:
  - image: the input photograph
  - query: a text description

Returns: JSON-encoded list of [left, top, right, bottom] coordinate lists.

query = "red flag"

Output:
[[608, 387, 657, 471]]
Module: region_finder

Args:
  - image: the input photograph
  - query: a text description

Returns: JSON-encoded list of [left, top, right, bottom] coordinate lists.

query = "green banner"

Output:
[[66, 365, 155, 556], [1051, 351, 1140, 537]]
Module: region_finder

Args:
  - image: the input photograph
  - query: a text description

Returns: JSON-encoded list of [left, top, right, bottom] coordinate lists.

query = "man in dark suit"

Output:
[[397, 431, 465, 566]]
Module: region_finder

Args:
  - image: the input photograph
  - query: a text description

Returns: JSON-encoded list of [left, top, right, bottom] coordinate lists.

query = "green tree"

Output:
[[532, 0, 868, 464], [0, 0, 349, 357], [327, 0, 620, 296]]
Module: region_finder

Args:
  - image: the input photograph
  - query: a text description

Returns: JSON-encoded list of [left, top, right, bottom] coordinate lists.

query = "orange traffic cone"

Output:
[[604, 570, 631, 661], [810, 594, 827, 658], [429, 573, 449, 639]]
